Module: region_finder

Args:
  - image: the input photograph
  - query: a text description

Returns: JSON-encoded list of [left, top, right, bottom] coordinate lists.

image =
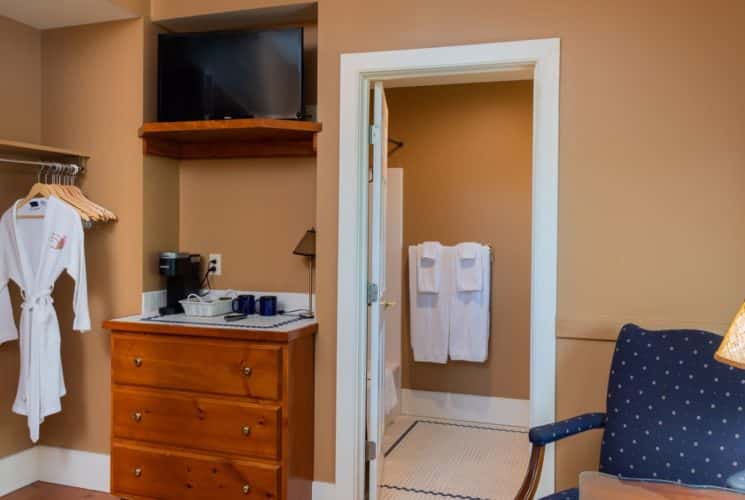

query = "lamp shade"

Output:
[[715, 301, 745, 369], [293, 228, 316, 257]]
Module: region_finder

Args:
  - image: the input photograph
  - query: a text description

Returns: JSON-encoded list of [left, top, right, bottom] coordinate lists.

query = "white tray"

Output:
[[179, 294, 233, 317]]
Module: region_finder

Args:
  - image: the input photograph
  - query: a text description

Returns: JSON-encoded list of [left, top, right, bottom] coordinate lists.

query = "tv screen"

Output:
[[158, 28, 304, 122]]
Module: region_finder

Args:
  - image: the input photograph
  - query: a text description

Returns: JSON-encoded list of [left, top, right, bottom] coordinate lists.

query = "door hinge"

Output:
[[367, 283, 379, 305], [370, 125, 381, 145], [365, 440, 377, 461]]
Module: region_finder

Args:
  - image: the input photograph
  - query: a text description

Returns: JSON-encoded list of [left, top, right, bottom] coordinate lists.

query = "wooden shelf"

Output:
[[0, 139, 89, 163], [139, 119, 322, 160]]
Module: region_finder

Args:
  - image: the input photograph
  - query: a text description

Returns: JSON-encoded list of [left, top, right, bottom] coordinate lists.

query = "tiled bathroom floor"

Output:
[[380, 416, 530, 500]]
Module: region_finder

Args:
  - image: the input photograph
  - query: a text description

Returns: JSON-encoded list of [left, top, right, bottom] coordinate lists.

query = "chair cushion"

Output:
[[600, 324, 745, 487], [539, 487, 578, 500]]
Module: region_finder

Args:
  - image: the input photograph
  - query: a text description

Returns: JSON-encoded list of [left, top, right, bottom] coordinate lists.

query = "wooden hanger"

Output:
[[54, 165, 101, 221], [16, 163, 117, 224], [61, 164, 117, 222], [16, 164, 92, 221]]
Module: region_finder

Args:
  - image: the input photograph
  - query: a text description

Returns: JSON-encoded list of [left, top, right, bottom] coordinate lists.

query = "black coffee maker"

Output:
[[158, 252, 202, 315]]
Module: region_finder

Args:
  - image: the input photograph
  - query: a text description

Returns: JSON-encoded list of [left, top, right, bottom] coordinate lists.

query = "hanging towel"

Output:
[[454, 242, 483, 292], [409, 245, 450, 363], [449, 244, 490, 362], [417, 241, 442, 293]]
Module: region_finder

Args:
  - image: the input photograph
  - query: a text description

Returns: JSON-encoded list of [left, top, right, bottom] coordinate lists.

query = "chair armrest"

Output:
[[528, 412, 606, 445], [516, 413, 606, 500]]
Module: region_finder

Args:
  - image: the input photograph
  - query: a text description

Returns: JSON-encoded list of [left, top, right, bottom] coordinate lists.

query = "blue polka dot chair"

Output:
[[516, 324, 745, 500]]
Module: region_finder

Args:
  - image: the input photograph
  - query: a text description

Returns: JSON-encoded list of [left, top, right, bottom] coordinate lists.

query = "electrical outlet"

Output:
[[208, 253, 222, 276]]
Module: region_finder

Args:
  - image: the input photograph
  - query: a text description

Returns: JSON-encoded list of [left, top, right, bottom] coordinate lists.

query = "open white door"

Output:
[[367, 81, 389, 500]]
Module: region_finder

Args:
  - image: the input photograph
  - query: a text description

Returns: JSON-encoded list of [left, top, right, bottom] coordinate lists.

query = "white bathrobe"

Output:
[[0, 196, 90, 442]]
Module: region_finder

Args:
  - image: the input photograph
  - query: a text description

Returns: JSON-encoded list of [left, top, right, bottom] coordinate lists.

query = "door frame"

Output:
[[336, 38, 561, 499]]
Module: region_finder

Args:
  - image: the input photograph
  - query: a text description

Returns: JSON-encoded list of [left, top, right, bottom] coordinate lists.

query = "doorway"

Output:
[[375, 79, 533, 499], [337, 39, 560, 500]]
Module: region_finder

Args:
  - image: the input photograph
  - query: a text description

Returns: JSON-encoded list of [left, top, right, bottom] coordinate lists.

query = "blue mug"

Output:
[[232, 295, 256, 315], [256, 296, 278, 316]]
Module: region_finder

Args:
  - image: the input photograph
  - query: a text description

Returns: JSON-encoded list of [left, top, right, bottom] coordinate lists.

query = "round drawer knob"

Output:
[[241, 425, 251, 436], [242, 483, 251, 495], [133, 357, 143, 368], [242, 366, 252, 377], [132, 412, 142, 423], [133, 467, 142, 478]]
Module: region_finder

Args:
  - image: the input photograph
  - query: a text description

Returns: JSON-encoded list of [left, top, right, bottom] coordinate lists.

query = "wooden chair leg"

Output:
[[515, 444, 545, 500]]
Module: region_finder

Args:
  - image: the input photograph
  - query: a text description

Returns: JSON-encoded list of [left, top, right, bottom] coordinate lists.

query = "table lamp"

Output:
[[715, 301, 745, 491], [293, 228, 316, 319], [715, 301, 745, 369]]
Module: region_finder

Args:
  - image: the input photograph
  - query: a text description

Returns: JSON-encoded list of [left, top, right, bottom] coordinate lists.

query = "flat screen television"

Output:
[[158, 28, 304, 122]]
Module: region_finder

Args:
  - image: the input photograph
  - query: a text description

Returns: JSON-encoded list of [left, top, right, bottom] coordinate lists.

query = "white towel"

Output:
[[455, 242, 483, 292], [409, 245, 450, 363], [417, 242, 442, 293], [449, 245, 490, 362]]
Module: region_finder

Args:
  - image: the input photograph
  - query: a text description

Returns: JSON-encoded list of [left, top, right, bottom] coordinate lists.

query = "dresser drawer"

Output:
[[112, 333, 281, 400], [112, 442, 280, 500], [113, 387, 281, 460]]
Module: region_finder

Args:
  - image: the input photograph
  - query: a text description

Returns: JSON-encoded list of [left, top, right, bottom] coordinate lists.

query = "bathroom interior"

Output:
[[372, 78, 535, 500]]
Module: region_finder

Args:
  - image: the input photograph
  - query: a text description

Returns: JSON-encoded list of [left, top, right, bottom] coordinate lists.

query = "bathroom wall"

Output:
[[390, 81, 533, 400], [0, 15, 42, 459]]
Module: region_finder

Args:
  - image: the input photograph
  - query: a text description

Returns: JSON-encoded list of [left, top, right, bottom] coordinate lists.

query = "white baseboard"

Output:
[[401, 389, 530, 428], [37, 446, 109, 492], [0, 446, 109, 495], [1, 446, 332, 499], [0, 447, 39, 496], [312, 480, 336, 499]]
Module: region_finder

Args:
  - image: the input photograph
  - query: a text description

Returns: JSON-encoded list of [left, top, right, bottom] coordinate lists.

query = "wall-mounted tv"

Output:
[[158, 27, 304, 122]]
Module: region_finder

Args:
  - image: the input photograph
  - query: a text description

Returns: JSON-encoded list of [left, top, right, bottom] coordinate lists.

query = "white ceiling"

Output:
[[0, 0, 140, 30]]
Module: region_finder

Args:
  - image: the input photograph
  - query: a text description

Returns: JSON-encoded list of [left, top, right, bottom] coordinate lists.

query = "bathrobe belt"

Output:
[[20, 289, 54, 311], [19, 287, 55, 442]]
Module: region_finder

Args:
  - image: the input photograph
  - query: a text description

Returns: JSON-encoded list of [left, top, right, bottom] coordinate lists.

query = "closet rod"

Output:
[[0, 157, 86, 173]]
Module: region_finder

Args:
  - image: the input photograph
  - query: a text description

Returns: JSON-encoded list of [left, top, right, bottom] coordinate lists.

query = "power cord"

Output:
[[198, 261, 218, 296]]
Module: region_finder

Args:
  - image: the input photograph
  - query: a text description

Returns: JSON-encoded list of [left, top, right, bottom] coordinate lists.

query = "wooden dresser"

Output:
[[103, 319, 316, 500]]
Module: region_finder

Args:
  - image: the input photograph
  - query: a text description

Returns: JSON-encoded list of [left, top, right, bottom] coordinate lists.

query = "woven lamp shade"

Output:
[[715, 301, 745, 370]]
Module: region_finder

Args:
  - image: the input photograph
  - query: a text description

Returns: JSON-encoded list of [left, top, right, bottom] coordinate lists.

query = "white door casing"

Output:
[[337, 38, 560, 500]]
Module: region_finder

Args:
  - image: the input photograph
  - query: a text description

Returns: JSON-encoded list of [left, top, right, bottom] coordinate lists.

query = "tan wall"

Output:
[[1, 1, 742, 493], [0, 16, 42, 459], [38, 19, 145, 453], [390, 82, 533, 399], [144, 18, 317, 293], [555, 338, 615, 489], [143, 155, 180, 291], [142, 20, 180, 291], [312, 0, 745, 487], [178, 157, 316, 292], [0, 17, 41, 143]]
